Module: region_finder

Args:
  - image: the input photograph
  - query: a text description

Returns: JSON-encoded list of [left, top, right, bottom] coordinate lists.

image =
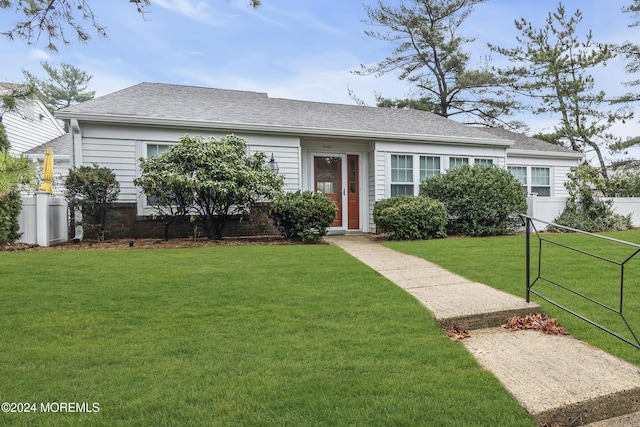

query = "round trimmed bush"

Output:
[[373, 195, 447, 240], [420, 164, 527, 236], [269, 190, 338, 243]]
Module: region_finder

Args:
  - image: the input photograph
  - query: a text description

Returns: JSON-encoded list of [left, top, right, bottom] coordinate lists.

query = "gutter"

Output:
[[54, 112, 515, 147], [507, 148, 585, 160]]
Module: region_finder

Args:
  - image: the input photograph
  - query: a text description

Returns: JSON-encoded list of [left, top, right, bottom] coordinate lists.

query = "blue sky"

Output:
[[1, 0, 639, 145]]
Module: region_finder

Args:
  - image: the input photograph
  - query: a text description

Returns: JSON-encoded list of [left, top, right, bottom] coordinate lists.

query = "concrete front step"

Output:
[[405, 281, 541, 330], [463, 328, 640, 426]]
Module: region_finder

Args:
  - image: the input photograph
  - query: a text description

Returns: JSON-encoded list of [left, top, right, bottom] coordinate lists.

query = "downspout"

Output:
[[69, 119, 83, 241]]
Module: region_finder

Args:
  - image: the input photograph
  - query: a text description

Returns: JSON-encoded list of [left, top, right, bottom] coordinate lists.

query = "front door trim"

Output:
[[310, 152, 347, 231]]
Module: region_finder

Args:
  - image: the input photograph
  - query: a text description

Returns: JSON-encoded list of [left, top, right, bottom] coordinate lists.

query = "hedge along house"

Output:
[[55, 82, 584, 237]]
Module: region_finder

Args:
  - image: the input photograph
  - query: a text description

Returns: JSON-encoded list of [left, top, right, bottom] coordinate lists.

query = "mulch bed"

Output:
[[0, 235, 300, 252]]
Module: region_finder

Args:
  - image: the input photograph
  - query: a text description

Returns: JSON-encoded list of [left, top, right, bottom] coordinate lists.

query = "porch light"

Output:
[[268, 153, 279, 174]]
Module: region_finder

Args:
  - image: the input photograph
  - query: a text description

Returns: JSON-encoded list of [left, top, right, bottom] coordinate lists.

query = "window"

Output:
[[531, 167, 551, 196], [449, 157, 469, 169], [391, 154, 414, 196], [23, 101, 34, 120], [474, 158, 493, 165], [144, 144, 174, 206], [508, 166, 551, 196], [508, 166, 527, 194], [420, 156, 440, 181], [147, 144, 172, 158]]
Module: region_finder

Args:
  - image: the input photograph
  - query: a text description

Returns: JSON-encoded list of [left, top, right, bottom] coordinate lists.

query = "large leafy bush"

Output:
[[373, 195, 447, 240], [269, 190, 338, 243], [135, 134, 284, 240], [65, 163, 120, 242], [420, 164, 527, 236]]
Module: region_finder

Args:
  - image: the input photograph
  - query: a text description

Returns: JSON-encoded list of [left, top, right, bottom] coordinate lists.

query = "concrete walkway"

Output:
[[324, 235, 640, 427]]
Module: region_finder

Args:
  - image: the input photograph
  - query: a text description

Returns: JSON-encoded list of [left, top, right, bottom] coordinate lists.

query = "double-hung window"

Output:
[[508, 166, 528, 195], [144, 144, 174, 206], [531, 167, 551, 196], [508, 166, 551, 196], [420, 156, 441, 181], [391, 154, 414, 196]]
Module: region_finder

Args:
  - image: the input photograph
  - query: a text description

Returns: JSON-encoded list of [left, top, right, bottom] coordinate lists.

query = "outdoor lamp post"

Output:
[[268, 153, 279, 174]]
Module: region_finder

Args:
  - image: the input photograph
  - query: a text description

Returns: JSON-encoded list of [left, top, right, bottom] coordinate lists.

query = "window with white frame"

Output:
[[449, 157, 469, 169], [147, 144, 172, 158], [508, 166, 527, 194], [420, 156, 441, 181], [531, 167, 551, 196], [474, 158, 493, 165], [391, 154, 414, 196], [144, 144, 174, 206], [508, 166, 551, 196]]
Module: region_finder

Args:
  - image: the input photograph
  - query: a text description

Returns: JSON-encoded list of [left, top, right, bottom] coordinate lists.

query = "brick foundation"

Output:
[[80, 202, 279, 240]]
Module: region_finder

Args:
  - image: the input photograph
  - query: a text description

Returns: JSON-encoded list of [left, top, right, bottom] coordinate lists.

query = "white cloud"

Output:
[[153, 0, 227, 25], [29, 49, 50, 61]]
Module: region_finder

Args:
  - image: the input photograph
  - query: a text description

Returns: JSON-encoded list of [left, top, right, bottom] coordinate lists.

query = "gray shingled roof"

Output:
[[56, 82, 510, 142], [480, 126, 578, 154], [55, 82, 576, 155], [24, 133, 70, 156]]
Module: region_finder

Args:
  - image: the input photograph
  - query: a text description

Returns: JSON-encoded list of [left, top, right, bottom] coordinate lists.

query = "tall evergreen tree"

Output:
[[608, 1, 640, 167], [23, 62, 95, 113], [491, 3, 633, 180], [355, 0, 518, 127]]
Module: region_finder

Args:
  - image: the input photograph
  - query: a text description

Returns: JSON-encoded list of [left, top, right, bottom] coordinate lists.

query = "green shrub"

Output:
[[269, 191, 338, 243], [551, 205, 632, 233], [550, 163, 632, 232], [64, 164, 120, 242], [420, 164, 527, 236], [0, 189, 23, 244], [373, 195, 447, 240]]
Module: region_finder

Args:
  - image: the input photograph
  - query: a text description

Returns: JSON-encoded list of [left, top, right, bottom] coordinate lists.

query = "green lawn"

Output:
[[0, 245, 534, 426], [385, 230, 640, 366]]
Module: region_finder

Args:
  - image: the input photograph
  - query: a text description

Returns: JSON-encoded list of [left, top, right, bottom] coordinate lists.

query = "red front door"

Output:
[[347, 155, 360, 230], [314, 156, 342, 228]]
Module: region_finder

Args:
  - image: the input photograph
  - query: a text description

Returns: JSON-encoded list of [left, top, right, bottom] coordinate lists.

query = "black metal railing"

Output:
[[521, 214, 640, 350]]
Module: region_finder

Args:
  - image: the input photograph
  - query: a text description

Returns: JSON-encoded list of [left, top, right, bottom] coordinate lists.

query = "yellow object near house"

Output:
[[39, 147, 54, 194]]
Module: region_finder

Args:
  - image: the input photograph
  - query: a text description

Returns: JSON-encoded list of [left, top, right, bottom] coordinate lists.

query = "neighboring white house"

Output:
[[0, 83, 65, 157], [24, 133, 72, 195], [55, 82, 584, 236]]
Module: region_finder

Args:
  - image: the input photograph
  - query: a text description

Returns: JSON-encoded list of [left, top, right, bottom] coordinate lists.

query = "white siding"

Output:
[[373, 149, 386, 201], [553, 166, 571, 198], [82, 137, 138, 201], [247, 135, 301, 193], [368, 151, 376, 232], [3, 100, 64, 156]]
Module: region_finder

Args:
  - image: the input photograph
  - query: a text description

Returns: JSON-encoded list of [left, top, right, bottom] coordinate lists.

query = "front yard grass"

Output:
[[0, 245, 534, 426], [385, 230, 640, 366]]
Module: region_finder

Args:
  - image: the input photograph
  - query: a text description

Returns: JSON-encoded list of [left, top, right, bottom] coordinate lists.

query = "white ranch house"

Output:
[[55, 82, 584, 236]]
